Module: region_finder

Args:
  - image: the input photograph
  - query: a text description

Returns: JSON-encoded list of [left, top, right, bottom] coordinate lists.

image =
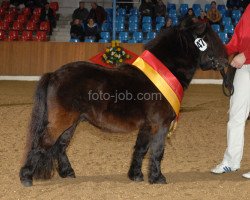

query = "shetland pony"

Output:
[[20, 19, 228, 186]]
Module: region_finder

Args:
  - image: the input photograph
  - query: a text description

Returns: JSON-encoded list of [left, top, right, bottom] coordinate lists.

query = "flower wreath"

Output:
[[102, 41, 131, 66]]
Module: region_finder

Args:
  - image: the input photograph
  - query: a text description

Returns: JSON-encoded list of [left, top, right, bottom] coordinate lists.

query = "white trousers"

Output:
[[222, 64, 250, 168]]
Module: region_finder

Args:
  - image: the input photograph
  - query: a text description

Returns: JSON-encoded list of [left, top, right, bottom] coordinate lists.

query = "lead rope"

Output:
[[220, 65, 235, 97]]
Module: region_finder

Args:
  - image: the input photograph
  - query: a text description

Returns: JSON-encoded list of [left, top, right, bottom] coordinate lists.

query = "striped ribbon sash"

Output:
[[132, 50, 183, 115]]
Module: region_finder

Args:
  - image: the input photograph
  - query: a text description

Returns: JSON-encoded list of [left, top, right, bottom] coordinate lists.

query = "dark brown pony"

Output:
[[19, 20, 228, 186]]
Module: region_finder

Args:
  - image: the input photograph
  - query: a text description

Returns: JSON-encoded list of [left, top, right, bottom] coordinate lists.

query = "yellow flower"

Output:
[[119, 59, 123, 62], [106, 49, 109, 53], [117, 48, 121, 51]]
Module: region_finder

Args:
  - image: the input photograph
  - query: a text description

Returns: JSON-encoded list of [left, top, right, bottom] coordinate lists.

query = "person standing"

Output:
[[72, 1, 89, 24], [40, 2, 56, 34], [154, 0, 166, 18], [88, 2, 106, 27], [211, 4, 250, 179], [139, 0, 154, 18]]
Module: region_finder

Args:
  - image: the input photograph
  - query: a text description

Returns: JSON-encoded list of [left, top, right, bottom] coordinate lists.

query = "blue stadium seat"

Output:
[[128, 23, 138, 32], [84, 38, 95, 43], [217, 4, 226, 12], [156, 16, 165, 24], [101, 22, 111, 32], [224, 24, 234, 36], [119, 31, 129, 43], [219, 9, 227, 18], [129, 8, 139, 16], [106, 15, 113, 23], [234, 17, 240, 26], [142, 16, 152, 23], [142, 23, 152, 32], [129, 15, 139, 24], [193, 8, 201, 17], [192, 4, 201, 11], [218, 32, 229, 44], [222, 17, 232, 26], [155, 23, 164, 32], [99, 39, 109, 43], [117, 8, 126, 16], [100, 32, 111, 41], [179, 4, 188, 16], [69, 38, 80, 42], [105, 8, 112, 16], [231, 9, 242, 21], [211, 24, 220, 33], [127, 38, 137, 43], [204, 4, 211, 12], [146, 31, 156, 40], [167, 3, 176, 11], [115, 22, 125, 32], [171, 17, 179, 26], [168, 9, 177, 18], [132, 31, 143, 43], [116, 16, 125, 23]]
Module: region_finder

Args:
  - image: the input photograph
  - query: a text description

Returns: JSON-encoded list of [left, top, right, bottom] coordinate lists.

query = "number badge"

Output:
[[194, 38, 208, 51]]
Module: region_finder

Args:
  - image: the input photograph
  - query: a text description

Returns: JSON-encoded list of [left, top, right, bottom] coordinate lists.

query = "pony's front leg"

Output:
[[148, 126, 168, 184], [128, 123, 151, 182]]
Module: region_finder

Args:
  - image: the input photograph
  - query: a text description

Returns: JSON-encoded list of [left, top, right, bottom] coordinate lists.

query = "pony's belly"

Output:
[[85, 111, 143, 133]]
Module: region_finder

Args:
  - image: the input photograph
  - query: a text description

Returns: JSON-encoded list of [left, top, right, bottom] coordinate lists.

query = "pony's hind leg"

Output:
[[148, 126, 168, 184], [128, 123, 151, 182], [55, 122, 79, 178], [19, 148, 46, 187]]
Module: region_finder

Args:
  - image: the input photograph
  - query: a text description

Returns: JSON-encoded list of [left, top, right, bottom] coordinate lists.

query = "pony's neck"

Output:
[[145, 29, 199, 90]]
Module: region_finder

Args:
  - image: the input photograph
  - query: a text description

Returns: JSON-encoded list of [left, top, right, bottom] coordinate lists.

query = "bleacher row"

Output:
[[0, 1, 59, 41], [80, 3, 242, 44]]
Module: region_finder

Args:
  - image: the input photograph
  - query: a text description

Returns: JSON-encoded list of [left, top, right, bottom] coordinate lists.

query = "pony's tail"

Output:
[[24, 72, 55, 179]]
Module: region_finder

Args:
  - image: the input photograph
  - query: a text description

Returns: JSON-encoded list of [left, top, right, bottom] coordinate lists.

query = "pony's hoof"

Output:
[[21, 179, 33, 187], [128, 176, 144, 182], [128, 171, 144, 182], [67, 173, 76, 178], [59, 170, 76, 178], [149, 174, 167, 184]]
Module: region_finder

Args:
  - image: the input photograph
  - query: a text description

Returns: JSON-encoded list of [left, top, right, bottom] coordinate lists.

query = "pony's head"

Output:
[[181, 18, 228, 71]]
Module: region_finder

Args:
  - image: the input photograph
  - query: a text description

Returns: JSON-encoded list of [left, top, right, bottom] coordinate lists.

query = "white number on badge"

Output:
[[194, 38, 208, 51]]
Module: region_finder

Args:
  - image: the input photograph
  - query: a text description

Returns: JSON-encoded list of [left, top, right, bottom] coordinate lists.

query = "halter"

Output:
[[193, 31, 234, 97]]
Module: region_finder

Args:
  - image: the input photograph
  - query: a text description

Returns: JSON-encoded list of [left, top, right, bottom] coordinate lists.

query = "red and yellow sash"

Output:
[[132, 50, 183, 115]]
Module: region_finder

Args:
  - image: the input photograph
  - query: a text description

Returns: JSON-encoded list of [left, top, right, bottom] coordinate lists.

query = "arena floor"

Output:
[[1, 81, 250, 200]]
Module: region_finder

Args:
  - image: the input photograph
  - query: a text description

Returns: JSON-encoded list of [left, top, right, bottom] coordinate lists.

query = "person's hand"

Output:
[[231, 53, 246, 68]]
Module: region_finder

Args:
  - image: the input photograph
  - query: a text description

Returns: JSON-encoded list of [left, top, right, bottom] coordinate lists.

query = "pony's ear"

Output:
[[192, 21, 207, 36], [179, 17, 194, 30]]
